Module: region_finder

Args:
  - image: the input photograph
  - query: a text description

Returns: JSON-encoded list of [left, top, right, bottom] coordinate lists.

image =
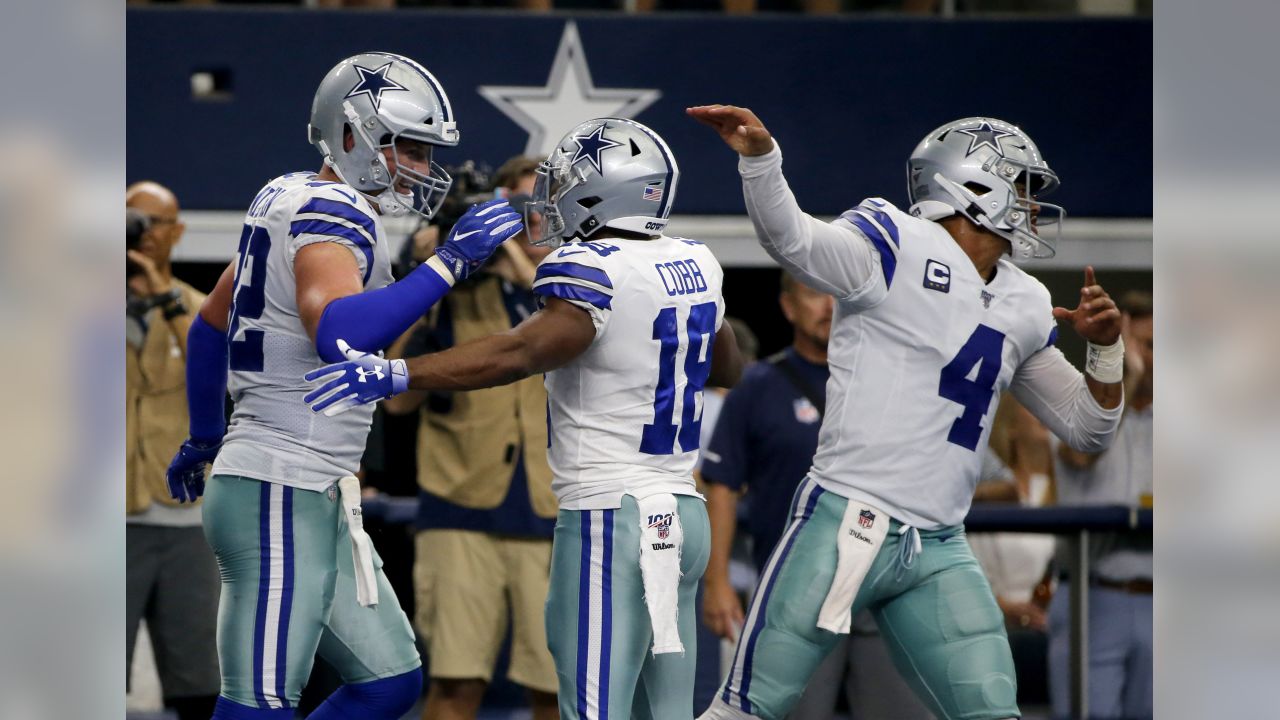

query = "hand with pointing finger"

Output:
[[686, 104, 776, 157], [1052, 266, 1122, 346]]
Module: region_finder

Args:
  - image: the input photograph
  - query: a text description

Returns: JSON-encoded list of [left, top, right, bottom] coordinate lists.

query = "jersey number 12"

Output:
[[640, 302, 718, 455], [228, 224, 270, 371]]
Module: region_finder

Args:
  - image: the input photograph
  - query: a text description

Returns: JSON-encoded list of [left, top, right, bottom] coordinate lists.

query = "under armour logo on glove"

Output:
[[356, 366, 386, 383], [433, 198, 524, 282], [304, 339, 408, 416]]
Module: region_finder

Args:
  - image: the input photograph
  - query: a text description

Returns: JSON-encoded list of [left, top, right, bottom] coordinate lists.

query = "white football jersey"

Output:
[[214, 172, 394, 492], [811, 199, 1057, 528], [532, 235, 726, 510], [740, 145, 1120, 529]]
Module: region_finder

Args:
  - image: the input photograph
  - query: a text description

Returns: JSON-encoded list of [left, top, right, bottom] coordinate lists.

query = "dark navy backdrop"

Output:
[[128, 9, 1151, 216]]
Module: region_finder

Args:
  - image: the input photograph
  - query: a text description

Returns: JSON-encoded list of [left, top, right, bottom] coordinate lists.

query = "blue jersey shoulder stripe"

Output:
[[535, 261, 614, 289], [843, 212, 897, 289], [297, 197, 376, 238], [856, 204, 901, 248], [289, 219, 374, 284], [534, 281, 613, 311], [1045, 326, 1059, 348]]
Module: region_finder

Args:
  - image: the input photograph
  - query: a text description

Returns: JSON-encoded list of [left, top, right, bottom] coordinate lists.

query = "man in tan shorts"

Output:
[[385, 155, 558, 720]]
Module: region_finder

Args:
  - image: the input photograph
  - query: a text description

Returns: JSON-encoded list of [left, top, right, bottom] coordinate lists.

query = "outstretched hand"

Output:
[[303, 340, 408, 417], [686, 105, 775, 157], [434, 198, 524, 282], [1052, 266, 1122, 346]]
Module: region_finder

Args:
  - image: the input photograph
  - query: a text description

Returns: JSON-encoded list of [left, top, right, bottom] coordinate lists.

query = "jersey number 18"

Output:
[[640, 302, 718, 455]]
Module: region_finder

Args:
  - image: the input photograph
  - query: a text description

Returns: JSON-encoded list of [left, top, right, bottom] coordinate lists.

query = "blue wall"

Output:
[[128, 9, 1150, 216]]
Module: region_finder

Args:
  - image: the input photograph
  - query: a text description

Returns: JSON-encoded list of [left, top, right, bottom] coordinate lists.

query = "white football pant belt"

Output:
[[635, 492, 684, 654], [817, 501, 889, 634], [338, 475, 379, 607]]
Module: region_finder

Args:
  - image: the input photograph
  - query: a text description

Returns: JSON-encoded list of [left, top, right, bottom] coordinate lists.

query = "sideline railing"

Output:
[[966, 503, 1153, 719]]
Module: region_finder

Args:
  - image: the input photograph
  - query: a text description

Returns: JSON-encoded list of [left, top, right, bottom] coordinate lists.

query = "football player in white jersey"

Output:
[[303, 117, 745, 720], [162, 53, 524, 720], [684, 105, 1126, 720]]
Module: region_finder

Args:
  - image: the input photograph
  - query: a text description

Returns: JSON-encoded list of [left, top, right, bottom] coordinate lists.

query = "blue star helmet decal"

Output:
[[344, 62, 408, 111], [569, 124, 623, 175], [956, 121, 1017, 157]]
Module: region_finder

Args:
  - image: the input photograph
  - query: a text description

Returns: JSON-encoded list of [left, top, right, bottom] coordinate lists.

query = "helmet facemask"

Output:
[[334, 102, 453, 219], [932, 154, 1065, 261], [525, 156, 586, 249]]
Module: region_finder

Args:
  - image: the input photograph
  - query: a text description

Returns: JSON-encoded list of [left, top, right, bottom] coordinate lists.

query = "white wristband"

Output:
[[425, 255, 458, 286], [1085, 336, 1125, 384]]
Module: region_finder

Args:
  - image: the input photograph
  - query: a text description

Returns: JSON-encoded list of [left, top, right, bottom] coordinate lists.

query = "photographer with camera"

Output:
[[125, 180, 219, 720], [385, 156, 558, 720]]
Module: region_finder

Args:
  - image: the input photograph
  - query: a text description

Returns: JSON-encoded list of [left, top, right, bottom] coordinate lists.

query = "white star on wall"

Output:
[[479, 21, 661, 157]]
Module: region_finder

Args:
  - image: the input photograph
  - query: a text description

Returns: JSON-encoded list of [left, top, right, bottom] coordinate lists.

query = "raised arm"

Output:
[[688, 105, 880, 299], [296, 198, 523, 362]]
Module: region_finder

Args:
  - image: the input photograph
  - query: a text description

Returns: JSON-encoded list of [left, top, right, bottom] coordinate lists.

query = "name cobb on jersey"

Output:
[[654, 257, 708, 297]]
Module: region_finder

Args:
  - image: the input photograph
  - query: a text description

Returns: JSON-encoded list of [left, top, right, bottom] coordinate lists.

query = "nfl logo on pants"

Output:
[[858, 509, 876, 529]]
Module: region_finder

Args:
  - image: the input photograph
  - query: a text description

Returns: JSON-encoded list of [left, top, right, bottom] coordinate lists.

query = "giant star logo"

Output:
[[478, 22, 661, 156], [345, 62, 408, 111], [956, 121, 1016, 157]]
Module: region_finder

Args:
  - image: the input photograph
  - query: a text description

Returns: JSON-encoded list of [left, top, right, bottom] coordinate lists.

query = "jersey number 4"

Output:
[[640, 302, 718, 455], [228, 224, 270, 371], [937, 324, 1005, 451]]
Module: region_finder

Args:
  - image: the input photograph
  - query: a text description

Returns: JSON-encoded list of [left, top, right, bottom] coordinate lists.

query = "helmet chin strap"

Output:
[[375, 189, 411, 217], [931, 173, 1044, 260]]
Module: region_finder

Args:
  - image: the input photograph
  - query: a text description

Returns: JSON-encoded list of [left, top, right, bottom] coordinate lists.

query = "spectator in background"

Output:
[[125, 181, 219, 720], [383, 155, 558, 720], [700, 271, 930, 720], [1049, 290, 1153, 719], [970, 396, 1058, 709]]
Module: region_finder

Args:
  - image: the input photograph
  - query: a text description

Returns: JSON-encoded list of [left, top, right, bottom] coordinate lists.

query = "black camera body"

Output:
[[127, 208, 150, 277]]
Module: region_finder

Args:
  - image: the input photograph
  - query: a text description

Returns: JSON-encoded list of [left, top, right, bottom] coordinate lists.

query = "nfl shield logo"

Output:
[[793, 398, 820, 424], [648, 513, 672, 539], [858, 509, 875, 529]]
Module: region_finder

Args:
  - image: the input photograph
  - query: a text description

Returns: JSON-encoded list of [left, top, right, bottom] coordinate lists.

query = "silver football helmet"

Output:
[[307, 52, 459, 218], [907, 117, 1063, 261], [525, 118, 679, 248]]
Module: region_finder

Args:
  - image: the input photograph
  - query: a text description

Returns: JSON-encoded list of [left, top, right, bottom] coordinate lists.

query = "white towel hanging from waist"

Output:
[[634, 492, 684, 655], [816, 501, 890, 633], [338, 476, 379, 608]]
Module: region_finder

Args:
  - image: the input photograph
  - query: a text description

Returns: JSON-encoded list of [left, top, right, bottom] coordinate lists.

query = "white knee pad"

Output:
[[698, 697, 762, 720]]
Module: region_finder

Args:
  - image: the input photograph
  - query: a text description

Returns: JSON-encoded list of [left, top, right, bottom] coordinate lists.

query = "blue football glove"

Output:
[[303, 339, 409, 416], [166, 437, 221, 503], [433, 198, 524, 282]]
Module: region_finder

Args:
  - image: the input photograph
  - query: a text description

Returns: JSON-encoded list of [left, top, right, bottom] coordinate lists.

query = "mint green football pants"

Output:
[[545, 494, 711, 720], [714, 478, 1019, 720], [202, 475, 421, 710]]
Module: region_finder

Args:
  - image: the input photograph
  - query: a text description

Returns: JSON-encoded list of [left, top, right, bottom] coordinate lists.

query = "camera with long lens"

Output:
[[127, 207, 150, 277]]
